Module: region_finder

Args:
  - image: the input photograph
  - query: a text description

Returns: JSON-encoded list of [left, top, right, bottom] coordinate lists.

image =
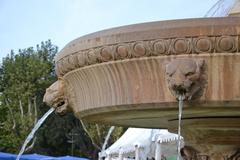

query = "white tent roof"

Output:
[[105, 128, 158, 157], [155, 130, 182, 143], [101, 128, 183, 159]]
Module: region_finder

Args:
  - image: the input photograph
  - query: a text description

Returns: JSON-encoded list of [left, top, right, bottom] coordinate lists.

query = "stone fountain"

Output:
[[44, 17, 240, 160]]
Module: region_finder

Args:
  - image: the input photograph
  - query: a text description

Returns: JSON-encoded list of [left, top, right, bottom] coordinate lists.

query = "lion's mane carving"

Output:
[[165, 58, 206, 100], [43, 78, 72, 115]]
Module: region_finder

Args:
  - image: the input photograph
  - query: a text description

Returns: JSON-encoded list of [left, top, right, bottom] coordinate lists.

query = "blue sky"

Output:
[[0, 0, 218, 60]]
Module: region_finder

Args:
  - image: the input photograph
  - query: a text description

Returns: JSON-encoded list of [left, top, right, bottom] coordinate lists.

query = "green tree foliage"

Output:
[[0, 40, 58, 152], [0, 40, 124, 159]]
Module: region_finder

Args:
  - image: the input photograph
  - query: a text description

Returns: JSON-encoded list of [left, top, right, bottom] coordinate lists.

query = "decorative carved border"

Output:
[[56, 35, 239, 76]]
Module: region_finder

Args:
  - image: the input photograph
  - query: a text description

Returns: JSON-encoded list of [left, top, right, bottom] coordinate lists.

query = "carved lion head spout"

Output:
[[165, 58, 206, 100], [43, 78, 70, 115]]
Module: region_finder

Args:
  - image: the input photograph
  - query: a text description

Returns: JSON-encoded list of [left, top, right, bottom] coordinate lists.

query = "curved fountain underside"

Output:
[[45, 17, 240, 159]]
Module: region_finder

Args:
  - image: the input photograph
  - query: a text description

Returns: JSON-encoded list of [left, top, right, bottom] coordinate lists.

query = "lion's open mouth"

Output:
[[53, 99, 68, 115], [52, 98, 67, 112], [172, 85, 187, 95], [55, 100, 65, 108]]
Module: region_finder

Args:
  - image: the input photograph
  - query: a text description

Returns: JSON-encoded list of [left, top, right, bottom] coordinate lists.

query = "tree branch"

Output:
[[33, 96, 38, 124], [5, 99, 16, 130], [80, 120, 101, 150], [18, 97, 24, 119], [96, 124, 101, 142], [28, 97, 32, 121]]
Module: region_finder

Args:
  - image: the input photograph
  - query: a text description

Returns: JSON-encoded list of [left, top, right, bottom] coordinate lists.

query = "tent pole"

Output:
[[105, 153, 111, 160], [119, 148, 123, 160], [135, 144, 140, 160], [155, 141, 162, 160]]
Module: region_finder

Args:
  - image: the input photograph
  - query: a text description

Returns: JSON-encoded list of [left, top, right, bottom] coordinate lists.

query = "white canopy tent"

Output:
[[99, 128, 184, 160]]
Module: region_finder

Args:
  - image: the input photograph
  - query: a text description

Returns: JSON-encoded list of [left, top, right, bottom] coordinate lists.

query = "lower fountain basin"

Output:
[[70, 53, 240, 126]]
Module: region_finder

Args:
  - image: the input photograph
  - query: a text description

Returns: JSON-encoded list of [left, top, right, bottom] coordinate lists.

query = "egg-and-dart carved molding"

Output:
[[56, 35, 239, 76]]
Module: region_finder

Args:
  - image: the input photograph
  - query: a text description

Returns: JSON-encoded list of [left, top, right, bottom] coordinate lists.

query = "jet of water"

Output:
[[16, 107, 55, 160], [177, 95, 184, 160]]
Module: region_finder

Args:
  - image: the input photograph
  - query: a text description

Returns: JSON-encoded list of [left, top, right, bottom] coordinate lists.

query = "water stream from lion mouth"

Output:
[[16, 108, 55, 160], [177, 95, 184, 160]]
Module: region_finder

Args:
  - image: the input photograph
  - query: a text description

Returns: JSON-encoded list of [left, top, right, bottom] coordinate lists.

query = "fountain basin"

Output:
[[45, 17, 240, 159]]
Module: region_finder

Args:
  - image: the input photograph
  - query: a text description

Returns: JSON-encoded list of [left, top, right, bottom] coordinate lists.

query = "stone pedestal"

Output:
[[170, 118, 240, 160]]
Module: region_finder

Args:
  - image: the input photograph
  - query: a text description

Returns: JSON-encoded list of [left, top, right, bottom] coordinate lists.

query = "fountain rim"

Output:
[[54, 17, 240, 77], [56, 17, 240, 61]]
